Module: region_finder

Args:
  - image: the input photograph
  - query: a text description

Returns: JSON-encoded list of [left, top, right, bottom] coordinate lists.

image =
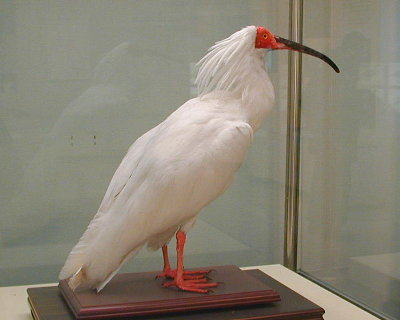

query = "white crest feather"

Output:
[[195, 26, 257, 95]]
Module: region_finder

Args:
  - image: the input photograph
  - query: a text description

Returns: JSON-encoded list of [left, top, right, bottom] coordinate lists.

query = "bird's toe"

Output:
[[162, 278, 218, 293]]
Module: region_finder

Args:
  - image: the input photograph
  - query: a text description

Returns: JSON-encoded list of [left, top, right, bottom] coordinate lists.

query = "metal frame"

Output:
[[284, 0, 303, 271]]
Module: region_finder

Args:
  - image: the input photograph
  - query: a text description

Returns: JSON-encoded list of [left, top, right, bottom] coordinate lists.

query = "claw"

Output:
[[156, 268, 213, 280], [162, 278, 218, 293]]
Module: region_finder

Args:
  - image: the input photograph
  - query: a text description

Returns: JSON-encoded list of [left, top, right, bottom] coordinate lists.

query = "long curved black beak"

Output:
[[274, 36, 340, 73]]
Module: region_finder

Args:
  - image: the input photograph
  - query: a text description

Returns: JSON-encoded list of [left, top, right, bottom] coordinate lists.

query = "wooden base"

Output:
[[27, 268, 325, 320], [58, 265, 279, 319]]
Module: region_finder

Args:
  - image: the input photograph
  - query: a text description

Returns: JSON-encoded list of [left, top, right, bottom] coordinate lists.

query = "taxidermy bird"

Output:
[[59, 26, 339, 293]]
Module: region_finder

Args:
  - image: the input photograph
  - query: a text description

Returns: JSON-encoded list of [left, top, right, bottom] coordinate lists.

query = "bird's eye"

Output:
[[263, 33, 268, 39]]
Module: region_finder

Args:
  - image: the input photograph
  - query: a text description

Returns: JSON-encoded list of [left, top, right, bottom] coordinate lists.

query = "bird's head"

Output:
[[255, 26, 340, 73]]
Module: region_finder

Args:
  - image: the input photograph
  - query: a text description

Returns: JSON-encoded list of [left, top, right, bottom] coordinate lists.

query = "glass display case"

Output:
[[0, 1, 398, 319], [299, 1, 400, 319]]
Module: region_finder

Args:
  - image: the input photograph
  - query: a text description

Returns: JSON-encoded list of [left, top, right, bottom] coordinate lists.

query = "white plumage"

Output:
[[59, 26, 276, 292]]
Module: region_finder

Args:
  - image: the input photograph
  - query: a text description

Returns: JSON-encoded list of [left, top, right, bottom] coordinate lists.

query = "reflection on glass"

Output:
[[300, 1, 400, 318], [0, 1, 288, 286]]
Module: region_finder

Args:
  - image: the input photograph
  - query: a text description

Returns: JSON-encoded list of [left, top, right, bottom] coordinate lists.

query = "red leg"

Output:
[[155, 245, 174, 279], [156, 244, 212, 280], [162, 245, 171, 271], [162, 231, 218, 293]]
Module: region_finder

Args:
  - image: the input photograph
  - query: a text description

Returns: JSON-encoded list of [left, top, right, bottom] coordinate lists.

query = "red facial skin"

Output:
[[255, 26, 288, 50]]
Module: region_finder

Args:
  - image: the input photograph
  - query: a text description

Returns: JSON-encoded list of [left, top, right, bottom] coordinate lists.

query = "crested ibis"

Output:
[[59, 26, 339, 293]]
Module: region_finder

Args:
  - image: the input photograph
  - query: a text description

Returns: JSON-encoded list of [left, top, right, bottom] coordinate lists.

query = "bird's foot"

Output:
[[162, 278, 218, 294], [156, 268, 212, 280]]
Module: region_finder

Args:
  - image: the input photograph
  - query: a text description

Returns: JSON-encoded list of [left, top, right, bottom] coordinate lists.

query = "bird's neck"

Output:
[[198, 49, 275, 132], [239, 50, 275, 131]]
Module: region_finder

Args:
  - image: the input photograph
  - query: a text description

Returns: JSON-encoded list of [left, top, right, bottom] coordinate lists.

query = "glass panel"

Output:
[[0, 0, 288, 286], [300, 1, 400, 318]]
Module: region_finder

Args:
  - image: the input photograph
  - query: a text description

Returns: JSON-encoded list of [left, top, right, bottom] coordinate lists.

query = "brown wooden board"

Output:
[[58, 266, 280, 319], [27, 268, 325, 320]]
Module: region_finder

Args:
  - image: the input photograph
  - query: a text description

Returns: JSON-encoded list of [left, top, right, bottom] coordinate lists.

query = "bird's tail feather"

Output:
[[62, 243, 143, 292], [95, 245, 143, 292], [59, 211, 107, 280], [60, 210, 149, 291], [68, 267, 89, 291]]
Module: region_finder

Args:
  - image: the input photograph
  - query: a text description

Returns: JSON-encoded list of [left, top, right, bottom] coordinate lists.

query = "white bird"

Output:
[[59, 26, 339, 294]]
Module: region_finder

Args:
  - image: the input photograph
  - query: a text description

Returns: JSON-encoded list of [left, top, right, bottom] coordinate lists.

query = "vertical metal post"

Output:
[[284, 0, 303, 271]]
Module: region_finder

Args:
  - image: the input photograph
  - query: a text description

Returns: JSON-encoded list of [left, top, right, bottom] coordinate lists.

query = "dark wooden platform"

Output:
[[59, 265, 279, 319], [27, 268, 325, 320]]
